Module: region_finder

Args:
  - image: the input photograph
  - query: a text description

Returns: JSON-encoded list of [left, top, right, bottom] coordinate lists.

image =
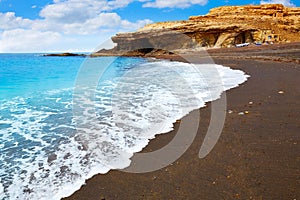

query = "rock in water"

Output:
[[43, 52, 86, 57]]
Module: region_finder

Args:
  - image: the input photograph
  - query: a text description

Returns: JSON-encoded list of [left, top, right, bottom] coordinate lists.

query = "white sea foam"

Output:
[[0, 182, 4, 199], [0, 60, 249, 200]]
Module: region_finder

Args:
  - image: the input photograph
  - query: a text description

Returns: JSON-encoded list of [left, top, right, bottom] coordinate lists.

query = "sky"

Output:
[[0, 0, 298, 52]]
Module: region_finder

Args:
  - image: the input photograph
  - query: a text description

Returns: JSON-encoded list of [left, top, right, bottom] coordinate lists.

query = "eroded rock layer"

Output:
[[95, 4, 300, 56]]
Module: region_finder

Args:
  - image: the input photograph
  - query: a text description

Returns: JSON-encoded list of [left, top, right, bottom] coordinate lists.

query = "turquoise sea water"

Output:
[[0, 54, 249, 199], [0, 54, 82, 98]]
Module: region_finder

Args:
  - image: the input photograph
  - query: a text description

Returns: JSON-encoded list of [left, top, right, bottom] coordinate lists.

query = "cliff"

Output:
[[94, 4, 300, 56]]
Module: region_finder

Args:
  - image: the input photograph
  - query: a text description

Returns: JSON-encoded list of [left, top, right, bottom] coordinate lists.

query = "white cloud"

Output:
[[120, 19, 153, 32], [260, 0, 295, 7], [106, 0, 134, 10], [142, 0, 208, 8], [0, 29, 61, 52], [30, 12, 152, 35], [0, 12, 32, 29], [39, 0, 134, 23], [36, 0, 149, 34], [0, 0, 152, 52], [40, 0, 106, 23]]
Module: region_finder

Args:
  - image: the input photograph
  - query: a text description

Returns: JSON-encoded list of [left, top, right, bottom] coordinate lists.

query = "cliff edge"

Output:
[[93, 4, 300, 56]]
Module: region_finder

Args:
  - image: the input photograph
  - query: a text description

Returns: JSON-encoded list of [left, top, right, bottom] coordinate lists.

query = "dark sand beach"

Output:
[[64, 43, 300, 200]]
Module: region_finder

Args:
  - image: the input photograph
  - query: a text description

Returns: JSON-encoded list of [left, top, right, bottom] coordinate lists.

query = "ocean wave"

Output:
[[0, 60, 249, 199]]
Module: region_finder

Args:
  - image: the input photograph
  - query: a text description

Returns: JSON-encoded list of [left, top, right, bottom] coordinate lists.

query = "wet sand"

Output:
[[64, 43, 300, 200]]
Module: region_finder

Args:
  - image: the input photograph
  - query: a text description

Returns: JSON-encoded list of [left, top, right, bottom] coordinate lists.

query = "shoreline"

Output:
[[64, 43, 300, 200]]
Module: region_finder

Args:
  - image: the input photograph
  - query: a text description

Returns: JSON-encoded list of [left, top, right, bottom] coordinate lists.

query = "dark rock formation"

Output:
[[43, 52, 87, 57]]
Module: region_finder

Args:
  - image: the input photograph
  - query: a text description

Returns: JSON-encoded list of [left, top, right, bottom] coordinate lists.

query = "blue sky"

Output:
[[0, 0, 298, 52]]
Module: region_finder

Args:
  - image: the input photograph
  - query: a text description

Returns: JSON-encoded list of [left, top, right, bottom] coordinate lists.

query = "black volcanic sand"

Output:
[[64, 43, 300, 200]]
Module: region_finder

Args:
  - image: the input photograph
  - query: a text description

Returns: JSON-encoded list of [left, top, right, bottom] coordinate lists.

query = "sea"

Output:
[[0, 53, 249, 199]]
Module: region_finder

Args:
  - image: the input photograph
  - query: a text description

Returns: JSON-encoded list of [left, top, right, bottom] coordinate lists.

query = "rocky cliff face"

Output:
[[95, 4, 300, 56]]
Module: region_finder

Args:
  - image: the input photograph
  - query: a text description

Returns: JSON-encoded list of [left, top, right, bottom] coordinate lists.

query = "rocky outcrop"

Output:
[[43, 52, 87, 57], [93, 4, 300, 56]]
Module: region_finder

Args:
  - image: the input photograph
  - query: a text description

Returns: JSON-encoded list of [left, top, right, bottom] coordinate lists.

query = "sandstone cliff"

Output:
[[94, 4, 300, 56]]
